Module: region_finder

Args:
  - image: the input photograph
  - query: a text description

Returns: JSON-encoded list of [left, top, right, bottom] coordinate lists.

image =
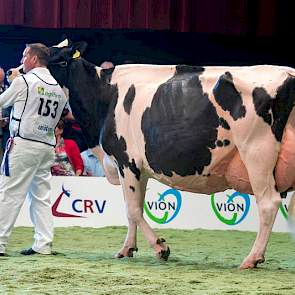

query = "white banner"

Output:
[[15, 176, 291, 232]]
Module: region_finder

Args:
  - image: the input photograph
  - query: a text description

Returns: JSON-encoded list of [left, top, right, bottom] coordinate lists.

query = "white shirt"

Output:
[[0, 67, 67, 145], [1, 67, 60, 104]]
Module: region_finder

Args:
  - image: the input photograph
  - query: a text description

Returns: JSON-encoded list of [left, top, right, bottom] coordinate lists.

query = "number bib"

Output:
[[14, 73, 67, 146]]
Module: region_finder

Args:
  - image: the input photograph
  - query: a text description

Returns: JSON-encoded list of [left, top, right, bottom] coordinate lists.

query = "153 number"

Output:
[[38, 98, 59, 118]]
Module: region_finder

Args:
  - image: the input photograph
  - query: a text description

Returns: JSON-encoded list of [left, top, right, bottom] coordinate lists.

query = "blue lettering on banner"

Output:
[[72, 199, 83, 213], [72, 199, 106, 214]]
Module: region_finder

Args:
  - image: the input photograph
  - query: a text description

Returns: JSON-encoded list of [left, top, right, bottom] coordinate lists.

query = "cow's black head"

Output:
[[48, 39, 88, 88]]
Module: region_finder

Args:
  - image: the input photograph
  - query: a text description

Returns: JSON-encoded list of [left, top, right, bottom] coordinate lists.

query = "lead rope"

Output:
[[1, 137, 14, 176]]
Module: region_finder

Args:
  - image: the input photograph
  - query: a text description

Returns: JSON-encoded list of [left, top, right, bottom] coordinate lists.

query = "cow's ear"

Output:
[[72, 41, 88, 57], [60, 35, 73, 47], [53, 39, 69, 49]]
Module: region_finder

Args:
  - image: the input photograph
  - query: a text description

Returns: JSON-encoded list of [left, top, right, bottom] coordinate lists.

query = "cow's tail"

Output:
[[288, 191, 295, 238]]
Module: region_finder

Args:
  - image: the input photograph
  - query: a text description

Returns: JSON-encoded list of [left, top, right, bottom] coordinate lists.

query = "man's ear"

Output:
[[32, 55, 38, 64]]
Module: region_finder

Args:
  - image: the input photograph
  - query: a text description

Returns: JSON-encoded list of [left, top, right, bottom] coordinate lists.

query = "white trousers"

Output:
[[0, 137, 54, 254]]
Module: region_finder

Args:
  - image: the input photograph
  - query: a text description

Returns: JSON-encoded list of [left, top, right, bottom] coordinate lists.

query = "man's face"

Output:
[[21, 47, 36, 73]]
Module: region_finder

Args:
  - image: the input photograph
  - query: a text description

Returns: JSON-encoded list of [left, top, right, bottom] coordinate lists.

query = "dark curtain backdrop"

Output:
[[0, 0, 292, 36]]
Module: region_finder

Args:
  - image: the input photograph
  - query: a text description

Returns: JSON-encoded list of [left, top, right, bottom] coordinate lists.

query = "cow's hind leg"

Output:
[[115, 179, 144, 258], [238, 139, 281, 269], [118, 168, 170, 260]]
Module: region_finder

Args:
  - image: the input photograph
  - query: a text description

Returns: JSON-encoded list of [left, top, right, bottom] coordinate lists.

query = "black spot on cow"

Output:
[[216, 140, 223, 147], [213, 71, 246, 120], [130, 185, 135, 192], [142, 69, 219, 177], [101, 94, 141, 181], [119, 166, 124, 178], [223, 139, 230, 146], [219, 117, 230, 130], [129, 159, 140, 180], [175, 65, 205, 74], [123, 84, 136, 115], [253, 77, 295, 141], [252, 87, 272, 125]]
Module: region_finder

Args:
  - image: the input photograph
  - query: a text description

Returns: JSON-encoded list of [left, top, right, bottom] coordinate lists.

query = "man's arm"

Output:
[[0, 77, 27, 108]]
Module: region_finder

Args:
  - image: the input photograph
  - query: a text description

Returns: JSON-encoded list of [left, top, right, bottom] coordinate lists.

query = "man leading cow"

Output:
[[0, 43, 67, 256]]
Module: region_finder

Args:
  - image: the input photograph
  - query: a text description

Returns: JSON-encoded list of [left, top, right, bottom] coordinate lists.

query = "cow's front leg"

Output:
[[119, 168, 170, 260], [115, 174, 147, 258]]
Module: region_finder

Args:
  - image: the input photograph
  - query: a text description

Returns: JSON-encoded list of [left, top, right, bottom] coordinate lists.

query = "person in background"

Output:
[[0, 43, 68, 256], [62, 108, 88, 153], [0, 66, 9, 162], [0, 67, 6, 93], [100, 61, 114, 69], [52, 119, 84, 176], [81, 148, 104, 177]]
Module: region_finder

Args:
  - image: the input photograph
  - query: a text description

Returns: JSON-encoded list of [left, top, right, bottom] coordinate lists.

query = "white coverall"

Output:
[[0, 67, 67, 254]]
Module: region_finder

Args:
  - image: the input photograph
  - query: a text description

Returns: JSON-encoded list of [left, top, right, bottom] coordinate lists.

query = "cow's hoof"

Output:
[[115, 252, 125, 259], [157, 246, 170, 261], [239, 255, 265, 269], [127, 247, 138, 257], [115, 247, 138, 259], [154, 238, 170, 261]]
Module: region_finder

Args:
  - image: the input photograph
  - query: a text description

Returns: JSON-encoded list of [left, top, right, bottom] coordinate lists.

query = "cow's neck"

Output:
[[66, 60, 117, 149]]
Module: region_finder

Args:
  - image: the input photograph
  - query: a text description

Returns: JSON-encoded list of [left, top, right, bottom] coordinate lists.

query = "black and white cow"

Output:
[[10, 39, 295, 269]]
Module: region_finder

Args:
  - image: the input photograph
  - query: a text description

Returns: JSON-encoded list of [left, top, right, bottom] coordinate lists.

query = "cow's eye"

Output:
[[59, 61, 68, 67]]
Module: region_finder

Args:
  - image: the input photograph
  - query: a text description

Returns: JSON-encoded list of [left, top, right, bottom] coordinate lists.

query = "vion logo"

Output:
[[52, 185, 106, 218], [144, 189, 182, 224], [211, 191, 250, 225]]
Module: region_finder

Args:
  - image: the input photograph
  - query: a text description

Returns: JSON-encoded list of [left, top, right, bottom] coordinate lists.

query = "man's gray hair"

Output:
[[26, 43, 50, 66]]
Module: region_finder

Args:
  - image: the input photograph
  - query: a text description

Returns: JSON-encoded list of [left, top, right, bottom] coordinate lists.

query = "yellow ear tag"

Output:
[[72, 50, 81, 59]]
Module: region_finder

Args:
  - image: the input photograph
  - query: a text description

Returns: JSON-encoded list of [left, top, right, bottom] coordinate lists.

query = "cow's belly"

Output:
[[147, 172, 229, 194], [143, 148, 254, 195], [144, 122, 295, 195]]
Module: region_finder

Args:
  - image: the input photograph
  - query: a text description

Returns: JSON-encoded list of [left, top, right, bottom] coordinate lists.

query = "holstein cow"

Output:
[[9, 40, 295, 269]]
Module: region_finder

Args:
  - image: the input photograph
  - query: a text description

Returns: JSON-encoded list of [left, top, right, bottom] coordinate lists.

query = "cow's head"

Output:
[[48, 39, 88, 88]]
